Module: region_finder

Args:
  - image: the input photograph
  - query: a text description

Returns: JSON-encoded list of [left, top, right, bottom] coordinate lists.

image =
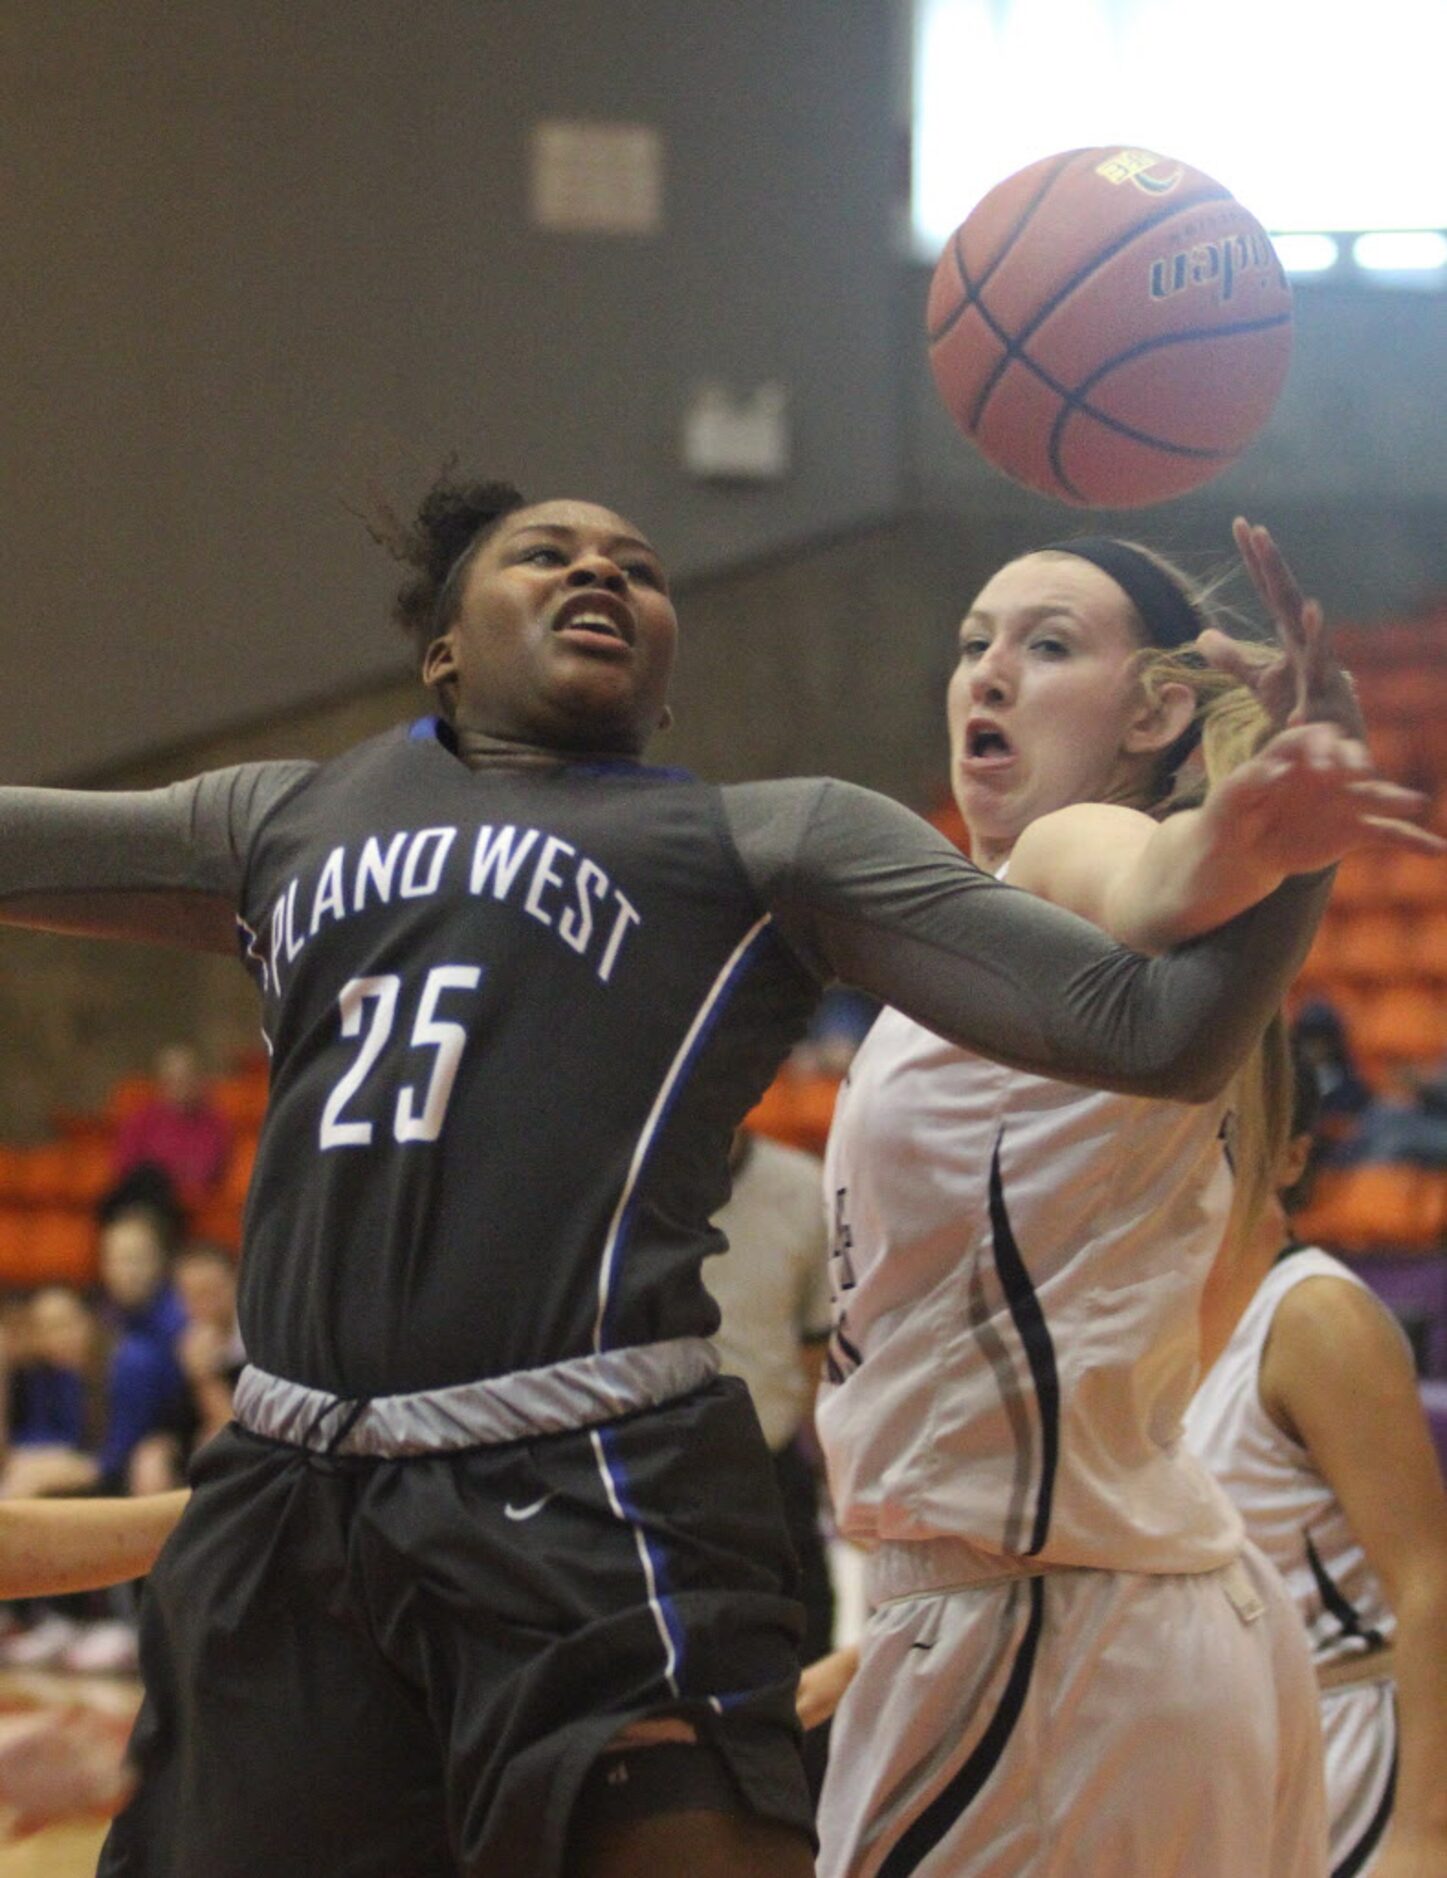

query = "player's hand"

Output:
[[0, 1705, 134, 1840], [1205, 722, 1443, 876], [796, 1645, 859, 1731], [1194, 518, 1365, 739]]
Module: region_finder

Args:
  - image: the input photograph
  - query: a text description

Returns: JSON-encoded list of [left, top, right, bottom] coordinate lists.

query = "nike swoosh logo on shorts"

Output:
[[503, 1492, 557, 1522]]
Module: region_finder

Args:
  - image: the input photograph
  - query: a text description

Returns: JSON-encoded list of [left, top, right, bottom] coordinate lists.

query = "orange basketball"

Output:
[[927, 147, 1293, 507]]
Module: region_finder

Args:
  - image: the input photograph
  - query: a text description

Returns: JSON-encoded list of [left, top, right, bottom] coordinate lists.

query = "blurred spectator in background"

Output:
[[111, 1043, 231, 1217], [704, 1127, 834, 1797], [130, 1244, 246, 1493], [173, 1244, 244, 1447], [0, 1209, 190, 1671], [1294, 997, 1373, 1163], [93, 1207, 189, 1497], [0, 1289, 106, 1499]]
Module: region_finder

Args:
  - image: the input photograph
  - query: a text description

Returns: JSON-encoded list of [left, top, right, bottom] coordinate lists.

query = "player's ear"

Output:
[[1121, 679, 1194, 756], [657, 703, 674, 732], [422, 633, 459, 691]]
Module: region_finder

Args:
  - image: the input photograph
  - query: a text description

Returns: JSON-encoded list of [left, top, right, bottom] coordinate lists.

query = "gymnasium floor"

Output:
[[0, 1671, 139, 1878]]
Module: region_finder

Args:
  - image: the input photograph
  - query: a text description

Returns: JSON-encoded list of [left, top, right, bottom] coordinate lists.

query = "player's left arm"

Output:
[[1261, 1277, 1447, 1868], [0, 1489, 190, 1599], [1006, 724, 1436, 953]]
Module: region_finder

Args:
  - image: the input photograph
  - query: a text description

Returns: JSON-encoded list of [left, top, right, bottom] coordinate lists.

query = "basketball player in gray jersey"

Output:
[[0, 478, 1423, 1878]]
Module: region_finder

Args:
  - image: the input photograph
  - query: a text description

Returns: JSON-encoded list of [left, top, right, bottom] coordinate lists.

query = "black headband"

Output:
[[1037, 537, 1201, 649]]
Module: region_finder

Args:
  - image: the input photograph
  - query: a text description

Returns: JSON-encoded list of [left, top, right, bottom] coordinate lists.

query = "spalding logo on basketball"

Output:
[[926, 148, 1294, 508]]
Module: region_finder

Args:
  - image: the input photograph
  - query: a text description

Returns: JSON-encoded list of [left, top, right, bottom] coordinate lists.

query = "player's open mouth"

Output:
[[964, 720, 1014, 767], [552, 594, 635, 650]]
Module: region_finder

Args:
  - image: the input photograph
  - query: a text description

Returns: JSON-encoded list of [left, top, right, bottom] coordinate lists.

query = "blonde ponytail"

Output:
[[1134, 647, 1292, 1263]]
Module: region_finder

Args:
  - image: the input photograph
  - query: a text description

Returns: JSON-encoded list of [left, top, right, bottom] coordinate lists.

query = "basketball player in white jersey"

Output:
[[1186, 1050, 1447, 1878], [809, 520, 1440, 1877]]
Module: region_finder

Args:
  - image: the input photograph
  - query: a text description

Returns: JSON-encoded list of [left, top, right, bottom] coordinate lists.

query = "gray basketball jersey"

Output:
[[236, 723, 817, 1394]]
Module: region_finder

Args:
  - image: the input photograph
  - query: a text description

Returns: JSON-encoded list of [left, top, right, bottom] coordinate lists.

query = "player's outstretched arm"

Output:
[[0, 1489, 189, 1599], [1006, 721, 1439, 954], [0, 762, 314, 950], [731, 777, 1355, 1103], [1262, 1279, 1447, 1878]]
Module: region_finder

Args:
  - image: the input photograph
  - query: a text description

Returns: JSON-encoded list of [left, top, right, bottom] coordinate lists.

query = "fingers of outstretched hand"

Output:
[[1263, 722, 1370, 771], [1358, 816, 1447, 855], [1234, 516, 1309, 637]]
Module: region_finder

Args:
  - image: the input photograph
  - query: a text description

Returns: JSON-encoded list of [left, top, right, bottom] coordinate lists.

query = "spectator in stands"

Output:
[[1295, 996, 1373, 1162], [129, 1244, 246, 1492], [173, 1244, 245, 1444], [111, 1042, 232, 1214], [94, 1207, 189, 1495], [0, 1288, 105, 1498]]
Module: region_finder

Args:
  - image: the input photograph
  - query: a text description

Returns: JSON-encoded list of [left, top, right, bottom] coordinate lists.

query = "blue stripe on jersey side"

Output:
[[1333, 1736, 1396, 1878], [594, 1421, 688, 1696], [876, 1577, 1045, 1877], [988, 1132, 1060, 1559], [593, 915, 777, 1352]]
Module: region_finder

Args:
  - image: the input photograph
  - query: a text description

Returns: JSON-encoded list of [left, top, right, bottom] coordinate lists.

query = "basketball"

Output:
[[926, 147, 1294, 508]]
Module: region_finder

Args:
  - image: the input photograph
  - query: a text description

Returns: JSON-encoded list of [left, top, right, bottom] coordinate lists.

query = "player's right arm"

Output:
[[0, 762, 315, 950]]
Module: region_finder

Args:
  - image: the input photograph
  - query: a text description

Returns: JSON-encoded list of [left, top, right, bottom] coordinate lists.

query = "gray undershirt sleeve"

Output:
[[723, 776, 1328, 1103], [0, 762, 316, 950]]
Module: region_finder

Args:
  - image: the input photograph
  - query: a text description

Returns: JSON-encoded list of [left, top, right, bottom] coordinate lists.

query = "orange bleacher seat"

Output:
[[1355, 665, 1446, 717], [62, 1138, 115, 1205], [105, 1075, 157, 1123], [1296, 1162, 1447, 1255], [1324, 850, 1389, 910], [1326, 910, 1416, 983], [219, 1135, 260, 1209], [744, 1074, 839, 1159], [213, 1073, 270, 1130], [1351, 985, 1447, 1069], [1364, 723, 1418, 783], [25, 1210, 98, 1286], [0, 1207, 29, 1283], [1405, 910, 1447, 978], [0, 1146, 27, 1204], [14, 1143, 75, 1205], [1380, 848, 1447, 909], [189, 1194, 244, 1253]]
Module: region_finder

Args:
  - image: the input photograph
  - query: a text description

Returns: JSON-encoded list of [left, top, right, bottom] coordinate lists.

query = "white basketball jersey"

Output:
[[817, 1005, 1244, 1574], [1184, 1246, 1397, 1669]]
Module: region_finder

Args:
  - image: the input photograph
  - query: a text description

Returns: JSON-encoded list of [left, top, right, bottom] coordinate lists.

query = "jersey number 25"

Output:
[[319, 966, 483, 1149]]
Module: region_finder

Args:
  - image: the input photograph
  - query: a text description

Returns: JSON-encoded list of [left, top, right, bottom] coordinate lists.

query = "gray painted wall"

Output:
[[2, 0, 901, 782]]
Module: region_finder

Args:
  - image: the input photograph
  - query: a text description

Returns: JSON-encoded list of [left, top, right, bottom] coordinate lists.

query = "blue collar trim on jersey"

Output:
[[408, 716, 694, 782]]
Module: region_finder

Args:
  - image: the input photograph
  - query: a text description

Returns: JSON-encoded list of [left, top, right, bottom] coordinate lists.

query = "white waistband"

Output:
[[866, 1536, 1051, 1606], [231, 1337, 720, 1458]]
